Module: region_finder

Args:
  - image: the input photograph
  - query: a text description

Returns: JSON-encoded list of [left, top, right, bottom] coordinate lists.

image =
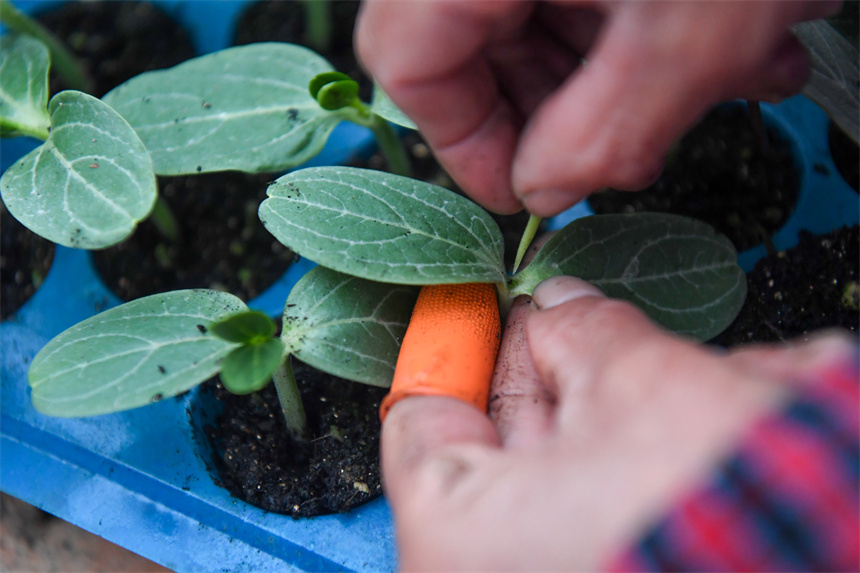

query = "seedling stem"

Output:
[[272, 360, 309, 441]]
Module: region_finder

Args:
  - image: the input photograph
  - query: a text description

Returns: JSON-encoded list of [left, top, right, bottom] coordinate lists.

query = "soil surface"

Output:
[[233, 0, 372, 101], [712, 225, 859, 346], [35, 0, 196, 97], [829, 121, 859, 193], [0, 207, 54, 320], [203, 359, 386, 517], [92, 172, 295, 302], [589, 104, 800, 253]]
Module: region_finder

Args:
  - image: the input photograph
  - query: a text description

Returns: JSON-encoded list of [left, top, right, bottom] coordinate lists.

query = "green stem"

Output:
[[1, 118, 49, 141], [301, 0, 332, 54], [0, 0, 93, 94], [368, 113, 411, 177], [272, 360, 308, 441], [148, 196, 181, 243], [342, 103, 412, 177], [512, 214, 542, 274]]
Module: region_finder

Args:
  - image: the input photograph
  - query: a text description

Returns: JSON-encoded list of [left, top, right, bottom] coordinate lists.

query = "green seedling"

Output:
[[28, 166, 746, 440], [0, 0, 93, 93], [0, 38, 414, 249]]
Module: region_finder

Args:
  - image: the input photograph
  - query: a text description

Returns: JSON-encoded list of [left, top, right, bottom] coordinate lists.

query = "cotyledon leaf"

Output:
[[259, 166, 507, 285], [0, 34, 51, 139], [510, 213, 746, 340], [281, 265, 419, 387], [102, 43, 341, 175], [370, 83, 417, 130], [28, 290, 247, 417], [0, 90, 157, 249]]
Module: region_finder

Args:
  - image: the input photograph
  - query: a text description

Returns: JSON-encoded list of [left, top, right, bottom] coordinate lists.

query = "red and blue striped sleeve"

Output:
[[607, 356, 859, 572]]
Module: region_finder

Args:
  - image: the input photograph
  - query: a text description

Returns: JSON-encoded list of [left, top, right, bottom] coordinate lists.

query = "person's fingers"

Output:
[[356, 0, 530, 214], [527, 276, 653, 398], [725, 330, 859, 384], [486, 24, 583, 119], [381, 396, 499, 512], [489, 296, 556, 448], [511, 1, 838, 216]]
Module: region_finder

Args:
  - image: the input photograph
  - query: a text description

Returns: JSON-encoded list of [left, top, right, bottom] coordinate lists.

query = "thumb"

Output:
[[381, 397, 499, 511]]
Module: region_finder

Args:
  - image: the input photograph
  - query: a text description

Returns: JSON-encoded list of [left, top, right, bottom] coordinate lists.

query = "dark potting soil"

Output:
[[233, 0, 372, 101], [354, 131, 532, 272], [829, 121, 859, 193], [588, 104, 800, 253], [0, 206, 54, 320], [35, 0, 197, 98], [92, 172, 295, 302], [203, 359, 386, 517], [712, 225, 859, 347]]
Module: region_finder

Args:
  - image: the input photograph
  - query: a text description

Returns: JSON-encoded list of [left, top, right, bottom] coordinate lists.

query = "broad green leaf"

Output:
[[210, 310, 277, 344], [371, 84, 417, 130], [794, 20, 859, 143], [102, 43, 340, 175], [0, 34, 51, 139], [281, 266, 419, 386], [220, 339, 285, 395], [0, 90, 157, 249], [510, 213, 746, 340], [28, 290, 247, 417], [260, 166, 506, 284]]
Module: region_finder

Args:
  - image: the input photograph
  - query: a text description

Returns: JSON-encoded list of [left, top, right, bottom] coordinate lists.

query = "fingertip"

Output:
[[381, 396, 499, 503], [532, 276, 605, 310]]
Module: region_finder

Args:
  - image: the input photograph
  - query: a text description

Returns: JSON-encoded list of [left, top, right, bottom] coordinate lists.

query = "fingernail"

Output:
[[532, 276, 604, 310]]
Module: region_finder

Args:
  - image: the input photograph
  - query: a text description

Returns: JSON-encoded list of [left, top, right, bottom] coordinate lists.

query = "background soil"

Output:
[[35, 0, 196, 97], [588, 104, 800, 253], [92, 172, 295, 302], [711, 225, 859, 347], [0, 207, 53, 320]]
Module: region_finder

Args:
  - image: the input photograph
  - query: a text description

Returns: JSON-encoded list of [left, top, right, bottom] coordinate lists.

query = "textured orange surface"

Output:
[[380, 283, 501, 422]]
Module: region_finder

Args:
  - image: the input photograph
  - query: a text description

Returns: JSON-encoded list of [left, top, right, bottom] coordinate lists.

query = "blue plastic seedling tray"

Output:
[[2, 1, 859, 569]]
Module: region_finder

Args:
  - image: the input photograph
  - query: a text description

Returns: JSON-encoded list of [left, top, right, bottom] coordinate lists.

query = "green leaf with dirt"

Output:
[[260, 166, 507, 285], [0, 90, 157, 249], [102, 43, 344, 175], [28, 290, 246, 417]]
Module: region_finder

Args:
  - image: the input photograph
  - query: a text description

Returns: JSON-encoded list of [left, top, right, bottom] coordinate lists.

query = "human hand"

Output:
[[381, 276, 854, 571], [356, 1, 841, 216]]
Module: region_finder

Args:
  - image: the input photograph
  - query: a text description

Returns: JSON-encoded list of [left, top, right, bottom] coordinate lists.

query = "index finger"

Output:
[[355, 0, 528, 214]]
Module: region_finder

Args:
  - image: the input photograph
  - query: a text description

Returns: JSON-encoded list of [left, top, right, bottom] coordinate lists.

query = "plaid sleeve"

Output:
[[606, 357, 859, 572]]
